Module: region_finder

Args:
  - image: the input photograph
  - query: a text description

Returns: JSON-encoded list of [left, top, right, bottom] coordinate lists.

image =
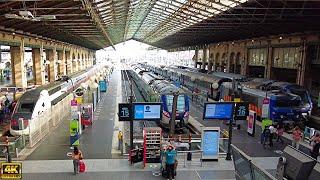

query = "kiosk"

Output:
[[80, 103, 94, 126]]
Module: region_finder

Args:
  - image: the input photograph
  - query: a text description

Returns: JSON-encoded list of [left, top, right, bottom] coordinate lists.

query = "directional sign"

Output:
[[234, 102, 249, 120], [262, 98, 270, 118], [118, 103, 132, 121], [133, 103, 162, 121]]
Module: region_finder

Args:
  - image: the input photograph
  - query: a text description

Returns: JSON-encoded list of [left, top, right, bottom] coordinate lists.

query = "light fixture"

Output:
[[251, 39, 254, 42], [279, 36, 283, 40], [12, 32, 15, 35], [57, 60, 62, 64]]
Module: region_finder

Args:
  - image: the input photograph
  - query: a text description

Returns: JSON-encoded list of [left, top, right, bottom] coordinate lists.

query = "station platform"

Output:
[[21, 157, 237, 180], [13, 66, 315, 180], [26, 70, 121, 160]]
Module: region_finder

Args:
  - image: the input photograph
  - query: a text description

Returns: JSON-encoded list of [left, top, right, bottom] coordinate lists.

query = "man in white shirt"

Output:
[[269, 125, 276, 147]]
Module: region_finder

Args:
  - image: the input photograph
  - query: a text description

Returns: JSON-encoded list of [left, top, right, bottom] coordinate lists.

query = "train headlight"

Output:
[[296, 115, 300, 119], [280, 115, 284, 119]]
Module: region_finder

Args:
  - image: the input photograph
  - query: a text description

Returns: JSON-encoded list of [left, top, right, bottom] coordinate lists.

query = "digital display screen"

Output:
[[202, 130, 219, 157], [204, 103, 234, 120], [133, 103, 161, 120]]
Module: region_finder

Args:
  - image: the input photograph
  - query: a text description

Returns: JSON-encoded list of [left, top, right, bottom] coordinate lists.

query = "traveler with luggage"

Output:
[[164, 144, 177, 180], [71, 146, 84, 175]]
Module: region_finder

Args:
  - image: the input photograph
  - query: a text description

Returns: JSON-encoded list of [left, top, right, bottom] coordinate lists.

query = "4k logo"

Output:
[[1, 162, 22, 179]]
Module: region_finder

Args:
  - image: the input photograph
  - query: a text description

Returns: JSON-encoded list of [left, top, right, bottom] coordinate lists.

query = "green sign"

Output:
[[70, 120, 79, 135]]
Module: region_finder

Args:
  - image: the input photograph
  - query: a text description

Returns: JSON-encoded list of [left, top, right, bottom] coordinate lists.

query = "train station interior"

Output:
[[0, 0, 320, 180]]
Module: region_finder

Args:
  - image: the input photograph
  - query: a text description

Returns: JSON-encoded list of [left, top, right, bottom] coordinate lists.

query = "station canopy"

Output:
[[1, 0, 320, 50]]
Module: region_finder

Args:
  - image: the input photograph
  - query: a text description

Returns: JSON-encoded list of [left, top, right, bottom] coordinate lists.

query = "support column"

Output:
[[65, 50, 72, 75], [297, 39, 307, 85], [46, 47, 57, 82], [202, 48, 208, 70], [32, 44, 45, 85], [194, 49, 199, 68], [10, 40, 27, 88], [57, 49, 66, 76], [265, 40, 272, 79]]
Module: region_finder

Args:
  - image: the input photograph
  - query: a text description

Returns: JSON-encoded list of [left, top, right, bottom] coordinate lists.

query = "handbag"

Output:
[[79, 160, 86, 173]]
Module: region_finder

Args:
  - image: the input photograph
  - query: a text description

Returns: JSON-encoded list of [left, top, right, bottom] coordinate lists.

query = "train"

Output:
[[10, 65, 109, 136], [141, 63, 312, 123], [128, 65, 190, 131]]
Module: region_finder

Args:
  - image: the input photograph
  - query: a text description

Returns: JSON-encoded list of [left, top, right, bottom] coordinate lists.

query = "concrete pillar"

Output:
[[10, 40, 27, 88], [242, 48, 248, 76], [265, 40, 272, 79], [32, 45, 45, 85], [194, 49, 199, 68], [65, 50, 72, 75], [57, 49, 66, 76], [46, 48, 57, 82], [202, 48, 208, 70], [297, 39, 307, 85]]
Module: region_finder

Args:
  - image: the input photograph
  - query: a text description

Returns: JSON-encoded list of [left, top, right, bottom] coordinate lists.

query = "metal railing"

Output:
[[0, 135, 26, 158], [177, 150, 203, 167]]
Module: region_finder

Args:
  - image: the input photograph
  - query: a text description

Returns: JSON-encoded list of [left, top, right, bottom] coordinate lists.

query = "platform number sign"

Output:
[[1, 162, 22, 179], [118, 103, 132, 121], [234, 102, 249, 120]]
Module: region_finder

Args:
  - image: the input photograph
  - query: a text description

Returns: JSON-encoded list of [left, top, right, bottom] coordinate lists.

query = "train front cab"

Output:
[[160, 94, 189, 130]]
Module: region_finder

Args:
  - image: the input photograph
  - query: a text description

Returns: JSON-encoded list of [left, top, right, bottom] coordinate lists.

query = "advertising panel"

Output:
[[247, 110, 256, 136], [133, 103, 162, 120], [201, 127, 220, 160]]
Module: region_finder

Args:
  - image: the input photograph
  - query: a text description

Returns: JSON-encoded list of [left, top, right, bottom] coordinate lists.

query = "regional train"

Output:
[[141, 63, 313, 123], [10, 65, 108, 136], [128, 65, 190, 130]]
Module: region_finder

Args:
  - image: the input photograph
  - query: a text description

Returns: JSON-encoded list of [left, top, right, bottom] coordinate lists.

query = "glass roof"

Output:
[[93, 0, 248, 45]]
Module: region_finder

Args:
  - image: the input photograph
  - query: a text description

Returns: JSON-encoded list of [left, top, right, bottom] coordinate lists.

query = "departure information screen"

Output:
[[133, 103, 162, 120], [202, 130, 219, 158], [203, 103, 234, 120]]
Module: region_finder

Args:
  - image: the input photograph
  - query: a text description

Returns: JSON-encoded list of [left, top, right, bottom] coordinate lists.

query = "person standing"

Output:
[[269, 125, 276, 147], [276, 123, 284, 144], [118, 131, 123, 152], [292, 126, 302, 150], [71, 146, 83, 175], [311, 134, 320, 160], [165, 144, 177, 180]]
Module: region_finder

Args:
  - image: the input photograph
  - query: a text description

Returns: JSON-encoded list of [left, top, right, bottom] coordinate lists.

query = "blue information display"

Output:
[[133, 103, 162, 120], [203, 102, 234, 120], [203, 131, 219, 157]]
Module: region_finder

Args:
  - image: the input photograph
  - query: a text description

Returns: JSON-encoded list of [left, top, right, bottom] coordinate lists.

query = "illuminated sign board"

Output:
[[201, 127, 220, 160], [203, 102, 234, 120], [133, 103, 162, 121], [118, 103, 131, 121]]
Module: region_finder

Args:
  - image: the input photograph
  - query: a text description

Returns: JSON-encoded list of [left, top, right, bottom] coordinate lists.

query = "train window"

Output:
[[19, 103, 35, 112], [166, 95, 185, 112], [276, 100, 300, 107]]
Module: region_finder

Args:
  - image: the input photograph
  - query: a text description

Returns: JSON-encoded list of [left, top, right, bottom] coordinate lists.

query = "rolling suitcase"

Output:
[[79, 160, 86, 173]]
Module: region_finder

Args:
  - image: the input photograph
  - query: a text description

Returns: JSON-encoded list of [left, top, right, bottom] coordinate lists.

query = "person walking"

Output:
[[292, 126, 302, 150], [165, 144, 177, 180], [71, 146, 83, 175], [276, 123, 284, 144]]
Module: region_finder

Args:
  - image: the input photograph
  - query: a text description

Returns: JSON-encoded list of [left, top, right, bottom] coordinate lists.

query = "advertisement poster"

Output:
[[134, 104, 161, 120], [201, 127, 220, 160], [247, 110, 256, 136]]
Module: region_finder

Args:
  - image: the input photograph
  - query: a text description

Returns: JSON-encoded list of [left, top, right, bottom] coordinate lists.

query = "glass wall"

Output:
[[272, 47, 299, 69]]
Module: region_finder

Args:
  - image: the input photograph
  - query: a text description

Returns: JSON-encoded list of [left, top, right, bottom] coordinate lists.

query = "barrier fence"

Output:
[[28, 94, 72, 148]]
